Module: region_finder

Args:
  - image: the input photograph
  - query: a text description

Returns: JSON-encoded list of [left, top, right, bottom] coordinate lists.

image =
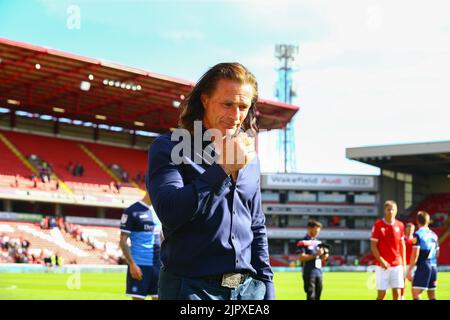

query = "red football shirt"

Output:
[[404, 236, 414, 265], [371, 219, 405, 266]]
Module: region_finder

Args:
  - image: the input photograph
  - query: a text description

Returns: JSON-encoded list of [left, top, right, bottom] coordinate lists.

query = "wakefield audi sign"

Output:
[[261, 173, 378, 191]]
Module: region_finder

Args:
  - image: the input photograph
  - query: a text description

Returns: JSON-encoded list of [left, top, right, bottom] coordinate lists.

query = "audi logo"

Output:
[[349, 178, 372, 186]]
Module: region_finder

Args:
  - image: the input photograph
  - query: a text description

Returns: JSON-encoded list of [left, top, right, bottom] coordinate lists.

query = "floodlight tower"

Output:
[[275, 44, 298, 173]]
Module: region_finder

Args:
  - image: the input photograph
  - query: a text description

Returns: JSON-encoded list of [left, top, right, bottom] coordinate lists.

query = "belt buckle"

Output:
[[221, 273, 242, 289]]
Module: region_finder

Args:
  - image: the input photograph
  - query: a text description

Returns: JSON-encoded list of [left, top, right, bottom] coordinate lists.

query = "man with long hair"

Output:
[[146, 63, 274, 300]]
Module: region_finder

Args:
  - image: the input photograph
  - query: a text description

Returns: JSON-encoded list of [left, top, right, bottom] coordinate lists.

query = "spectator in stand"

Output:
[[32, 175, 38, 188], [2, 234, 10, 250], [78, 163, 85, 177], [70, 224, 82, 241], [67, 161, 74, 175], [73, 163, 79, 176], [47, 162, 54, 175], [89, 238, 96, 250], [29, 253, 38, 264], [331, 215, 340, 227], [0, 233, 5, 249], [14, 249, 22, 263], [110, 181, 119, 193], [73, 163, 84, 177], [401, 222, 416, 300], [135, 172, 144, 183], [14, 175, 20, 188], [65, 222, 73, 234], [50, 254, 56, 266], [118, 255, 127, 265], [20, 237, 30, 250], [40, 216, 49, 230], [121, 170, 129, 183], [55, 252, 63, 267], [48, 216, 57, 229], [57, 216, 65, 232], [39, 162, 51, 183]]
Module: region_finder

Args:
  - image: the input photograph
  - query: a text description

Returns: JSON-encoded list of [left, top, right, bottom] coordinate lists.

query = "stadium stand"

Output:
[[2, 130, 112, 184], [83, 141, 148, 188], [0, 134, 32, 177], [410, 194, 450, 224], [269, 256, 290, 267], [438, 228, 450, 264], [360, 252, 375, 266], [1, 132, 63, 191], [0, 129, 145, 198], [0, 220, 123, 265], [408, 193, 450, 264]]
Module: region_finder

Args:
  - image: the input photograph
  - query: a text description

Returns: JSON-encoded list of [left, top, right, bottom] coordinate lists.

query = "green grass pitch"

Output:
[[0, 271, 449, 300]]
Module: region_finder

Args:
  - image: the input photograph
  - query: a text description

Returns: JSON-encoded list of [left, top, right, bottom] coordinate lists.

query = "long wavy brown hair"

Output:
[[178, 62, 259, 134]]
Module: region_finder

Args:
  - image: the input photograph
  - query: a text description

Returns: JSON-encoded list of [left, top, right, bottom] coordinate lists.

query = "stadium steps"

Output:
[[2, 130, 113, 184], [0, 132, 38, 176], [440, 230, 450, 245], [17, 224, 88, 257], [69, 224, 122, 264], [78, 143, 122, 183], [82, 141, 148, 190], [0, 132, 72, 192], [25, 158, 74, 194], [1, 130, 143, 197], [60, 230, 113, 265], [4, 222, 85, 263], [80, 225, 121, 244], [79, 143, 145, 194], [2, 221, 115, 265]]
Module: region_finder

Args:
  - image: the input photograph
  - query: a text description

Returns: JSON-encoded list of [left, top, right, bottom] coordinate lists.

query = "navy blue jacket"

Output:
[[146, 132, 274, 299], [296, 235, 323, 277]]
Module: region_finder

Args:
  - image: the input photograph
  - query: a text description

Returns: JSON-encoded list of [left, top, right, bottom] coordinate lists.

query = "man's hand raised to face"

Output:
[[214, 130, 256, 175]]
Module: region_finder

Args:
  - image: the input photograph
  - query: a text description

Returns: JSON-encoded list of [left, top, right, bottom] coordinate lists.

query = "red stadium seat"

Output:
[[0, 130, 146, 196], [83, 142, 147, 187]]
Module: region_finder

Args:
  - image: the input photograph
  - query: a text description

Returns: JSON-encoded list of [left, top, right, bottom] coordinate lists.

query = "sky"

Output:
[[1, 0, 450, 175]]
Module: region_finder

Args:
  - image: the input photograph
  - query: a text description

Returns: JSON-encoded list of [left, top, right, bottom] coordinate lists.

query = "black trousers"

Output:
[[303, 273, 323, 300]]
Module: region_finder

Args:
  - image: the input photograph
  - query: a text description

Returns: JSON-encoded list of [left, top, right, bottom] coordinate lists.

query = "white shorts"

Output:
[[376, 265, 404, 291]]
